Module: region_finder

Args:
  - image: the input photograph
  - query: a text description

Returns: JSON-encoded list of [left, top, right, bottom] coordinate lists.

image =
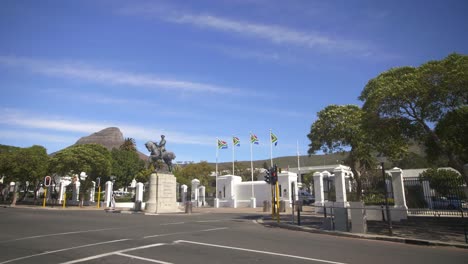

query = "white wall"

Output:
[[215, 172, 298, 208]]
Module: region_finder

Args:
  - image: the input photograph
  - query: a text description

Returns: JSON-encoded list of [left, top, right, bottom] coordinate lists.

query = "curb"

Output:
[[257, 219, 468, 249]]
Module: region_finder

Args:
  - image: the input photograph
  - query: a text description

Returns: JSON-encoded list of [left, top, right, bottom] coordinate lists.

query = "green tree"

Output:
[[0, 145, 49, 204], [428, 106, 468, 166], [173, 162, 214, 194], [120, 138, 137, 152], [302, 171, 315, 193], [49, 144, 112, 206], [420, 168, 465, 197], [360, 53, 468, 185], [111, 148, 145, 191], [307, 105, 375, 200], [134, 164, 154, 183]]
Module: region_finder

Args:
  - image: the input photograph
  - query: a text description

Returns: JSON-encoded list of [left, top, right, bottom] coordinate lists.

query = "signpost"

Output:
[[43, 176, 51, 207], [96, 177, 101, 208]]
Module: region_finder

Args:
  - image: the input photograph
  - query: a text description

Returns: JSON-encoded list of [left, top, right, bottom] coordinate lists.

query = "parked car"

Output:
[[431, 196, 464, 210], [298, 190, 315, 205]]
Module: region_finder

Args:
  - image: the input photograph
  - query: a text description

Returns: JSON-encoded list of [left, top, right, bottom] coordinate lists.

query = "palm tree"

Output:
[[120, 138, 137, 152]]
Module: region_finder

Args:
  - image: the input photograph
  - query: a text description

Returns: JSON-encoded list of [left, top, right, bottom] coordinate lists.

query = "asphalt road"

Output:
[[0, 207, 467, 264]]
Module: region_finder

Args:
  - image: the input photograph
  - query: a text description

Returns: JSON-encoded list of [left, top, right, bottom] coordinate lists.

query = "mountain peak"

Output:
[[75, 127, 124, 150]]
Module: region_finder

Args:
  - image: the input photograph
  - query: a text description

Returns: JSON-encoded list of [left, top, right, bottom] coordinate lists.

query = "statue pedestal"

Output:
[[146, 173, 180, 214]]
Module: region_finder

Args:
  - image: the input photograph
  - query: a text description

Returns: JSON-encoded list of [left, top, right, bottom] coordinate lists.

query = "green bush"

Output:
[[363, 193, 394, 206], [115, 194, 134, 203]]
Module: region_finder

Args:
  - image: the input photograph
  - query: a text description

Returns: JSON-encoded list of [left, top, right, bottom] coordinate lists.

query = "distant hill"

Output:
[[71, 127, 148, 160]]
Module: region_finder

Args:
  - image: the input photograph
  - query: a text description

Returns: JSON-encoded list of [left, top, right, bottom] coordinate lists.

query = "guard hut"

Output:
[[215, 171, 298, 208]]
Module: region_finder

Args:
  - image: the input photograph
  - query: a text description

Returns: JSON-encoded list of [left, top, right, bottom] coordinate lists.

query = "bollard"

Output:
[[134, 201, 142, 211], [263, 200, 271, 212], [279, 200, 286, 212], [185, 201, 192, 214]]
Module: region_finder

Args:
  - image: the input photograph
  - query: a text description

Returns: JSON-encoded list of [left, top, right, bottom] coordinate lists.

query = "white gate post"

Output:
[[191, 179, 200, 206], [135, 182, 144, 202], [389, 167, 408, 221], [333, 166, 348, 208], [105, 181, 113, 207], [89, 181, 96, 202], [313, 172, 324, 207], [199, 186, 206, 206]]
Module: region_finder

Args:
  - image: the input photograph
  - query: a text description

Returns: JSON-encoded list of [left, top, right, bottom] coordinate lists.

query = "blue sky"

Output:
[[1, 0, 467, 164]]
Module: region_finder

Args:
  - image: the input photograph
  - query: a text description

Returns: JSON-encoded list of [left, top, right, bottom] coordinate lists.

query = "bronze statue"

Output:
[[145, 136, 176, 172]]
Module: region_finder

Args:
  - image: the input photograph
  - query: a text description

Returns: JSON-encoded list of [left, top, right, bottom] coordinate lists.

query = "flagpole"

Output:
[[250, 132, 254, 198], [297, 140, 301, 183], [232, 136, 235, 175], [216, 138, 218, 198], [270, 129, 273, 167]]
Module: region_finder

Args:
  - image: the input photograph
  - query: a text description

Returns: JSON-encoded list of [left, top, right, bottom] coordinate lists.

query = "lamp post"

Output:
[[380, 161, 393, 236]]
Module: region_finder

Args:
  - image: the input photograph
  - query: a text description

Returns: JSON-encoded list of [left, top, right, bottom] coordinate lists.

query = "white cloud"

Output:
[[0, 56, 241, 95], [40, 88, 153, 107], [0, 109, 213, 146], [120, 6, 370, 55], [0, 130, 76, 143]]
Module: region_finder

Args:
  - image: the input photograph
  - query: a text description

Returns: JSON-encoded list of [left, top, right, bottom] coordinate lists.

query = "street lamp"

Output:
[[378, 158, 393, 236]]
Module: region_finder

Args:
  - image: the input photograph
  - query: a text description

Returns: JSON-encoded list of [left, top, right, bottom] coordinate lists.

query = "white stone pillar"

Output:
[[89, 181, 96, 202], [73, 181, 80, 202], [105, 181, 113, 207], [135, 182, 144, 202], [191, 179, 200, 206], [199, 186, 206, 206], [389, 167, 408, 220], [346, 178, 353, 192], [59, 181, 66, 202], [181, 184, 187, 204], [313, 172, 324, 207], [333, 166, 348, 208]]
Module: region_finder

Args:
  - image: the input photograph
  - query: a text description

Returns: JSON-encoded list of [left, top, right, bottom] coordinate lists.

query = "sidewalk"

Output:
[[259, 206, 468, 249], [2, 203, 105, 211]]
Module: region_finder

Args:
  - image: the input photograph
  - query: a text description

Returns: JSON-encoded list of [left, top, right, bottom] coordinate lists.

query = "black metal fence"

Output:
[[404, 177, 467, 216], [346, 168, 394, 206]]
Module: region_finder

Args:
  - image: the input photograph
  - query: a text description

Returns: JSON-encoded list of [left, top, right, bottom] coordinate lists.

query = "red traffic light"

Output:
[[44, 176, 52, 187]]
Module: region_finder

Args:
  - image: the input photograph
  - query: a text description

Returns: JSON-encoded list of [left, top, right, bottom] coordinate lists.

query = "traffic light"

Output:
[[271, 166, 278, 185], [264, 169, 271, 184], [44, 176, 52, 187]]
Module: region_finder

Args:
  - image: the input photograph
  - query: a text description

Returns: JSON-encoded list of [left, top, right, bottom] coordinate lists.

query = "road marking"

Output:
[[144, 227, 228, 239], [0, 239, 130, 264], [0, 227, 121, 243], [195, 220, 222, 223], [161, 222, 185, 225], [200, 227, 228, 232], [175, 240, 348, 264], [60, 243, 167, 264], [116, 253, 173, 264]]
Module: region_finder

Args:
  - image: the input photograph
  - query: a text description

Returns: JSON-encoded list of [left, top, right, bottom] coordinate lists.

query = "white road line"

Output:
[[116, 253, 173, 264], [175, 240, 348, 264], [144, 227, 228, 239], [59, 243, 167, 264], [0, 239, 130, 264], [0, 228, 121, 243], [200, 227, 229, 232], [195, 220, 222, 223], [160, 222, 185, 225]]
